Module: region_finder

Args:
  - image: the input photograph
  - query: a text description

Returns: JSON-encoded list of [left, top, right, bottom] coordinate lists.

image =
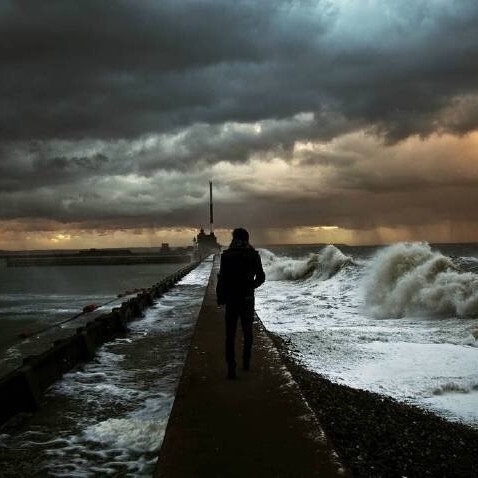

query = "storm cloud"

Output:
[[1, 0, 478, 246]]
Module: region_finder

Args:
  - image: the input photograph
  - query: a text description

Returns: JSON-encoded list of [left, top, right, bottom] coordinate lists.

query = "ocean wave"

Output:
[[364, 242, 478, 318], [461, 256, 478, 263], [432, 382, 478, 395], [259, 245, 353, 281], [455, 256, 478, 274]]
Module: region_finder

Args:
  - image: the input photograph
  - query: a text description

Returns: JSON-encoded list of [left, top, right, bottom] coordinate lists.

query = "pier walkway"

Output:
[[156, 256, 347, 478]]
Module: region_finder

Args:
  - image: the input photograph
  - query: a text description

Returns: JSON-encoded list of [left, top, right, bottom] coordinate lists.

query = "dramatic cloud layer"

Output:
[[1, 0, 478, 247]]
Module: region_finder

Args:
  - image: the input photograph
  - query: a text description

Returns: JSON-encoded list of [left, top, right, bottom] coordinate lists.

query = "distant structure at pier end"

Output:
[[194, 181, 221, 259]]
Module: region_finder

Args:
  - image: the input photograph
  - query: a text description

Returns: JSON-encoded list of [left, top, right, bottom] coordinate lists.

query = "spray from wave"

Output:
[[364, 242, 478, 318], [432, 382, 478, 396], [259, 245, 353, 281]]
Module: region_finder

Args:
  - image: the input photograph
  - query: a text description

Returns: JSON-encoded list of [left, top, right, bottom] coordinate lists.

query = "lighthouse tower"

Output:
[[195, 181, 220, 258]]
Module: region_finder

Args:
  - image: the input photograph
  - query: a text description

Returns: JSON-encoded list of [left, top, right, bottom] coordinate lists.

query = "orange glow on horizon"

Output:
[[1, 222, 478, 251]]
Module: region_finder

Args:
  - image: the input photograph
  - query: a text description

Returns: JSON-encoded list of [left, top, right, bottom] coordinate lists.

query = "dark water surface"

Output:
[[0, 261, 184, 359], [0, 260, 212, 477]]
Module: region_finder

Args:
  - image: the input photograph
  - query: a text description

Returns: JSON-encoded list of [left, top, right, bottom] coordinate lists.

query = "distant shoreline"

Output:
[[0, 245, 192, 256], [4, 254, 191, 267], [270, 332, 478, 478], [2, 241, 478, 255]]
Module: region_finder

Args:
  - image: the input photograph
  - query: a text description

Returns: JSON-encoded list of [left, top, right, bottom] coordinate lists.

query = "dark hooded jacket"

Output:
[[216, 239, 265, 304]]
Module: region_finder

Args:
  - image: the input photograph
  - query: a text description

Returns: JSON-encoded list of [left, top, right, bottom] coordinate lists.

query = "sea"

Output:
[[256, 242, 478, 427], [0, 261, 183, 353], [1, 243, 477, 475], [0, 259, 213, 476]]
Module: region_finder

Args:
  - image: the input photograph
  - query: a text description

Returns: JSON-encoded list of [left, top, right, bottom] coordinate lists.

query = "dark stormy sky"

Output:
[[1, 0, 478, 248]]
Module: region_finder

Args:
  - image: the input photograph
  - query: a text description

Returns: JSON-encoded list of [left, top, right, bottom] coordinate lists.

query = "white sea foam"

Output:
[[82, 414, 166, 453], [179, 257, 214, 285], [364, 242, 478, 318], [259, 245, 353, 281], [10, 260, 214, 477], [432, 382, 478, 395], [255, 244, 478, 426]]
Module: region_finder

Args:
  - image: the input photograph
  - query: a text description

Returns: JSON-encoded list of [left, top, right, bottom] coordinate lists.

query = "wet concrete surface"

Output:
[[156, 256, 347, 478]]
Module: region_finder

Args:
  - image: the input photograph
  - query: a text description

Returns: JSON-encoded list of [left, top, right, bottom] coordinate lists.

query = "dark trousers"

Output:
[[225, 298, 254, 368]]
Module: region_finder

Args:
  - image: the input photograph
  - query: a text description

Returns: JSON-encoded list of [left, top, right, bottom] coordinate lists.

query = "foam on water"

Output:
[[259, 245, 353, 281], [364, 242, 478, 318], [83, 416, 165, 453], [43, 392, 174, 476], [6, 260, 213, 477], [432, 382, 478, 395], [256, 243, 478, 426]]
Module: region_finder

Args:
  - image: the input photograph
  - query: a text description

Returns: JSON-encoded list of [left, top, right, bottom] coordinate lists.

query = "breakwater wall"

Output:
[[0, 261, 200, 426], [6, 254, 191, 267]]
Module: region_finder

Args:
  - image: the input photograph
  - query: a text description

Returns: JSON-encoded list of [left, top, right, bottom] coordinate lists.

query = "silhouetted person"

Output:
[[216, 228, 265, 379]]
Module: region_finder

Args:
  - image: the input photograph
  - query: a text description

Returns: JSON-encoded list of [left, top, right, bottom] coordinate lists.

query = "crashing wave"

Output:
[[259, 245, 353, 281], [432, 382, 478, 395], [364, 242, 478, 318]]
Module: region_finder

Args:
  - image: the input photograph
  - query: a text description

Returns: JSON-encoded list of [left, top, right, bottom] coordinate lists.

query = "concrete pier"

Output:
[[156, 257, 348, 478]]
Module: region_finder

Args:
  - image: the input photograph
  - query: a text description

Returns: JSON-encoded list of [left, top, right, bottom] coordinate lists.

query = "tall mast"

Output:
[[209, 180, 214, 234]]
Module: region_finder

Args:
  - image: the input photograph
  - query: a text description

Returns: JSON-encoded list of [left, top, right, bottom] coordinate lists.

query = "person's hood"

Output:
[[228, 239, 253, 250]]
